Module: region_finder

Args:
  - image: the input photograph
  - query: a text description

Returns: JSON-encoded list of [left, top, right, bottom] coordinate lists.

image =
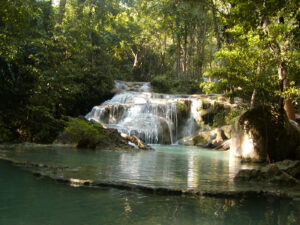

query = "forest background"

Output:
[[0, 0, 299, 143]]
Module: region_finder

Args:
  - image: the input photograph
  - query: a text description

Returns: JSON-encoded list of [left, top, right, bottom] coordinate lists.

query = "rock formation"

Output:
[[235, 160, 300, 185], [230, 105, 300, 162]]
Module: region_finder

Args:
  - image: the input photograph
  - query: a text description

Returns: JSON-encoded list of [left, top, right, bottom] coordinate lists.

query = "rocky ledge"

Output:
[[235, 160, 300, 186]]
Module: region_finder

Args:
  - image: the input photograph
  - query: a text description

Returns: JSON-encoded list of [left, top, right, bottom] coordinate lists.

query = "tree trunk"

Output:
[[198, 18, 207, 81], [278, 60, 296, 121], [262, 14, 296, 121], [183, 24, 188, 75], [58, 0, 67, 24], [176, 34, 181, 80], [131, 49, 138, 68], [88, 1, 95, 70], [211, 0, 221, 49], [250, 89, 258, 109]]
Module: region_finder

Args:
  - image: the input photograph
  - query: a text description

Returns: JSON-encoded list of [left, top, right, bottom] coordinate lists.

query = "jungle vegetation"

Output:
[[0, 0, 299, 143]]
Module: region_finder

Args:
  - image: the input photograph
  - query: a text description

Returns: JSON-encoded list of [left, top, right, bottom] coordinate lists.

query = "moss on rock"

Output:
[[192, 135, 208, 146], [59, 118, 147, 150]]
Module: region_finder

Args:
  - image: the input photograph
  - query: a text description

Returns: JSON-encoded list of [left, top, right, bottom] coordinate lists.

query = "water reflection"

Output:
[[0, 159, 298, 225], [0, 146, 300, 225], [0, 145, 261, 192]]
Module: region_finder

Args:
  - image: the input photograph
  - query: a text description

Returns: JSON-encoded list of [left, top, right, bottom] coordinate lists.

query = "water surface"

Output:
[[1, 144, 258, 192], [0, 160, 298, 225]]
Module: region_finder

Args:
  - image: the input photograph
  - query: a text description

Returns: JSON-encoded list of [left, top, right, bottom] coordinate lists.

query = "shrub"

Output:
[[225, 109, 241, 126], [193, 135, 208, 145], [64, 118, 105, 149], [151, 74, 172, 93], [23, 106, 65, 143], [151, 74, 202, 94]]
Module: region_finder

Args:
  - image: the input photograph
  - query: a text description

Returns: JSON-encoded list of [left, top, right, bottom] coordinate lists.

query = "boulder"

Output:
[[215, 139, 231, 150], [120, 133, 153, 150], [192, 134, 209, 146], [274, 160, 300, 179], [176, 100, 192, 139], [193, 127, 230, 150], [296, 114, 300, 125], [230, 105, 300, 162], [234, 160, 300, 186], [56, 118, 152, 150], [177, 137, 194, 146], [159, 119, 172, 144]]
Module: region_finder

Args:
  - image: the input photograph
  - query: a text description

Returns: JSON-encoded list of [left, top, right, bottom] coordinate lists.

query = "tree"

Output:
[[201, 0, 299, 118]]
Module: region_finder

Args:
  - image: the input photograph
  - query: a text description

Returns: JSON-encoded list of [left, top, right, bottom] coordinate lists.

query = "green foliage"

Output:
[[0, 119, 14, 143], [226, 110, 241, 127], [151, 74, 201, 94], [177, 103, 185, 113], [192, 135, 208, 146], [151, 74, 172, 93], [203, 0, 300, 110], [23, 106, 66, 143], [212, 112, 227, 128], [64, 118, 105, 149], [201, 28, 279, 103], [212, 107, 241, 128], [0, 0, 120, 143], [0, 0, 299, 145]]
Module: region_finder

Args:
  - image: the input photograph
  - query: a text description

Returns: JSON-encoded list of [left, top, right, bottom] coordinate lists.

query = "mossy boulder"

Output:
[[193, 135, 208, 146], [198, 101, 239, 128], [176, 101, 191, 122], [57, 118, 151, 150], [176, 100, 192, 139], [230, 105, 300, 162]]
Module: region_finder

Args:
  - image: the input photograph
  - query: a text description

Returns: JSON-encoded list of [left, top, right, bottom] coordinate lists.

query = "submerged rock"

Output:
[[235, 160, 300, 185], [274, 160, 300, 179], [230, 105, 300, 162]]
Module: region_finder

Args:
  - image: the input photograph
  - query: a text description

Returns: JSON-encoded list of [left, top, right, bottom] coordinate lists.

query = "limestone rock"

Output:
[[234, 161, 300, 186], [215, 139, 231, 150], [296, 114, 300, 125], [274, 160, 300, 179], [193, 127, 230, 150], [120, 133, 153, 150], [177, 137, 194, 146], [230, 105, 300, 162]]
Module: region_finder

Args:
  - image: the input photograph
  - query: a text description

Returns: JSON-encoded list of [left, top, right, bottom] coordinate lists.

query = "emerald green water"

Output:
[[0, 144, 299, 224], [1, 144, 258, 192]]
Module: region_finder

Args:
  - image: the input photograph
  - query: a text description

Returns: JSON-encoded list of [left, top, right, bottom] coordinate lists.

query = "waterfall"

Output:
[[181, 99, 201, 138], [86, 81, 180, 144], [86, 81, 227, 144]]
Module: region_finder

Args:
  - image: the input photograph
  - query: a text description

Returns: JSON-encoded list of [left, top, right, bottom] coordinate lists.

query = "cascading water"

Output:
[[86, 81, 180, 144], [85, 81, 227, 144], [181, 99, 201, 138]]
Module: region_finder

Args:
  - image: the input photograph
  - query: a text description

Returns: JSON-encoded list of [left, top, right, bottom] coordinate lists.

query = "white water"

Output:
[[85, 81, 227, 144], [181, 99, 202, 138], [86, 90, 179, 144]]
